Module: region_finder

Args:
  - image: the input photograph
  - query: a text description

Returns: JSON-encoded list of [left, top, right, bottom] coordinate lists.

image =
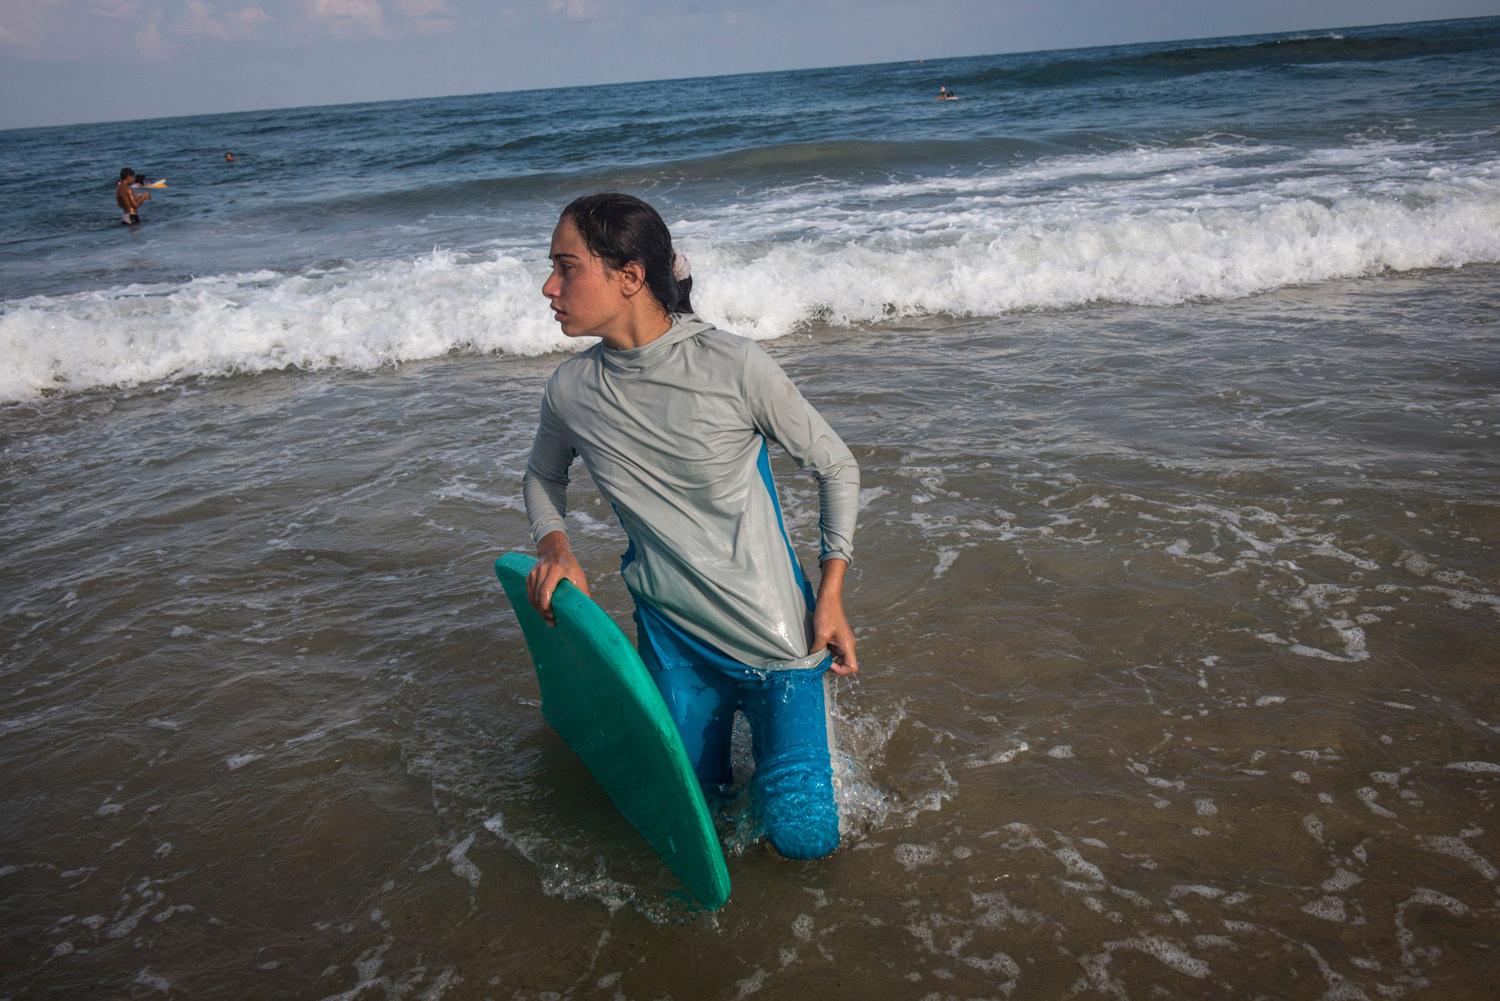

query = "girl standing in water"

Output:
[[522, 193, 859, 858]]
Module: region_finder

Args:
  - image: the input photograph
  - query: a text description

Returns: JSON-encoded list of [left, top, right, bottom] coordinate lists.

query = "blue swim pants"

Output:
[[633, 601, 841, 860]]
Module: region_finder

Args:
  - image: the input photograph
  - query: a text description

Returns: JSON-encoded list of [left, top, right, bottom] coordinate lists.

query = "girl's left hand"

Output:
[[813, 600, 859, 675], [812, 559, 858, 675]]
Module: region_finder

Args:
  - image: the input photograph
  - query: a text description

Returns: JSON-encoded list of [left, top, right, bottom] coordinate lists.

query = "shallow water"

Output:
[[3, 261, 1498, 998], [4, 15, 1500, 999]]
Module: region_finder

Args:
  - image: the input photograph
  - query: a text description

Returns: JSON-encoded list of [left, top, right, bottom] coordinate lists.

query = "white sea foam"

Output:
[[1416, 833, 1497, 881], [1090, 935, 1211, 979], [1446, 761, 1500, 773], [5, 140, 1498, 401], [446, 833, 481, 889], [0, 251, 562, 401], [893, 843, 942, 870], [1301, 896, 1347, 922], [697, 139, 1500, 338]]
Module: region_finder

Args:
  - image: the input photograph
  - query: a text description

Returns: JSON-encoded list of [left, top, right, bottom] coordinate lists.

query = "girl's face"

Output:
[[542, 216, 631, 341]]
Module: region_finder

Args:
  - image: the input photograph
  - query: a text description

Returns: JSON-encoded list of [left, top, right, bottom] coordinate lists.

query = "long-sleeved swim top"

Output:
[[523, 315, 859, 672]]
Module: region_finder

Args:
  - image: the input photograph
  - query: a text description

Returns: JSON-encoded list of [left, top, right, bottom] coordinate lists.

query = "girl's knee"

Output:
[[755, 759, 840, 859]]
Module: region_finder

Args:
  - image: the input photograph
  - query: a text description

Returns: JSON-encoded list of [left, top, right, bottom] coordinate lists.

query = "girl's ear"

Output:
[[617, 260, 647, 297]]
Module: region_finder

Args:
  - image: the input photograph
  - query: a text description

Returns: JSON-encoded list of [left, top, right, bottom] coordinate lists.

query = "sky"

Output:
[[1, 0, 1498, 130]]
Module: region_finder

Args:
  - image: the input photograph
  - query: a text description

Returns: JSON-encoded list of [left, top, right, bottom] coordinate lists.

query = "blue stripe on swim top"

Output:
[[755, 435, 816, 611]]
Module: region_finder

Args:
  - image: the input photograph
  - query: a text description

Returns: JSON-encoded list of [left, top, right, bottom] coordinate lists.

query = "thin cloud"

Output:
[[393, 0, 451, 14], [548, 0, 603, 21], [0, 0, 455, 60], [92, 0, 146, 19], [393, 0, 452, 33], [134, 19, 176, 59], [227, 5, 275, 33], [304, 0, 387, 38], [182, 0, 232, 38], [180, 0, 275, 39]]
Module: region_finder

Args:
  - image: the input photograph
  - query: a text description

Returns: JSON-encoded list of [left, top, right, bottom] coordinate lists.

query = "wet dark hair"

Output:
[[560, 193, 681, 314], [119, 168, 135, 180]]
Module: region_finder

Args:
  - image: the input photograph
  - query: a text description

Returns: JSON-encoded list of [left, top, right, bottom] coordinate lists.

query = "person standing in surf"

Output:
[[115, 168, 150, 225], [522, 192, 859, 860]]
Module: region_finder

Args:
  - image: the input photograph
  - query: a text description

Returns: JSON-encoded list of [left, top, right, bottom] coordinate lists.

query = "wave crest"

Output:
[[4, 143, 1498, 401]]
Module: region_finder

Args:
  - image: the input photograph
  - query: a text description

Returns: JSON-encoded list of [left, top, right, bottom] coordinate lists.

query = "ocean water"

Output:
[[2, 15, 1499, 999]]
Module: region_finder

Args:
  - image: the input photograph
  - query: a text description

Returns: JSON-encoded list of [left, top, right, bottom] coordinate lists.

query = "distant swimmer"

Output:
[[115, 167, 150, 225], [937, 86, 958, 101], [224, 152, 235, 161]]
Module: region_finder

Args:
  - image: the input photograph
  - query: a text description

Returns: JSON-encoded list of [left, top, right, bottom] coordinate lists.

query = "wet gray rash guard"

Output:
[[523, 315, 859, 672]]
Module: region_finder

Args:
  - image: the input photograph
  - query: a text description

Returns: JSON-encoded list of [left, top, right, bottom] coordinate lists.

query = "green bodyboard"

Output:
[[494, 552, 731, 910]]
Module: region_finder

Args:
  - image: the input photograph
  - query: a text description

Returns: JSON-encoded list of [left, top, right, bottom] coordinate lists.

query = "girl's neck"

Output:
[[601, 302, 673, 351]]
